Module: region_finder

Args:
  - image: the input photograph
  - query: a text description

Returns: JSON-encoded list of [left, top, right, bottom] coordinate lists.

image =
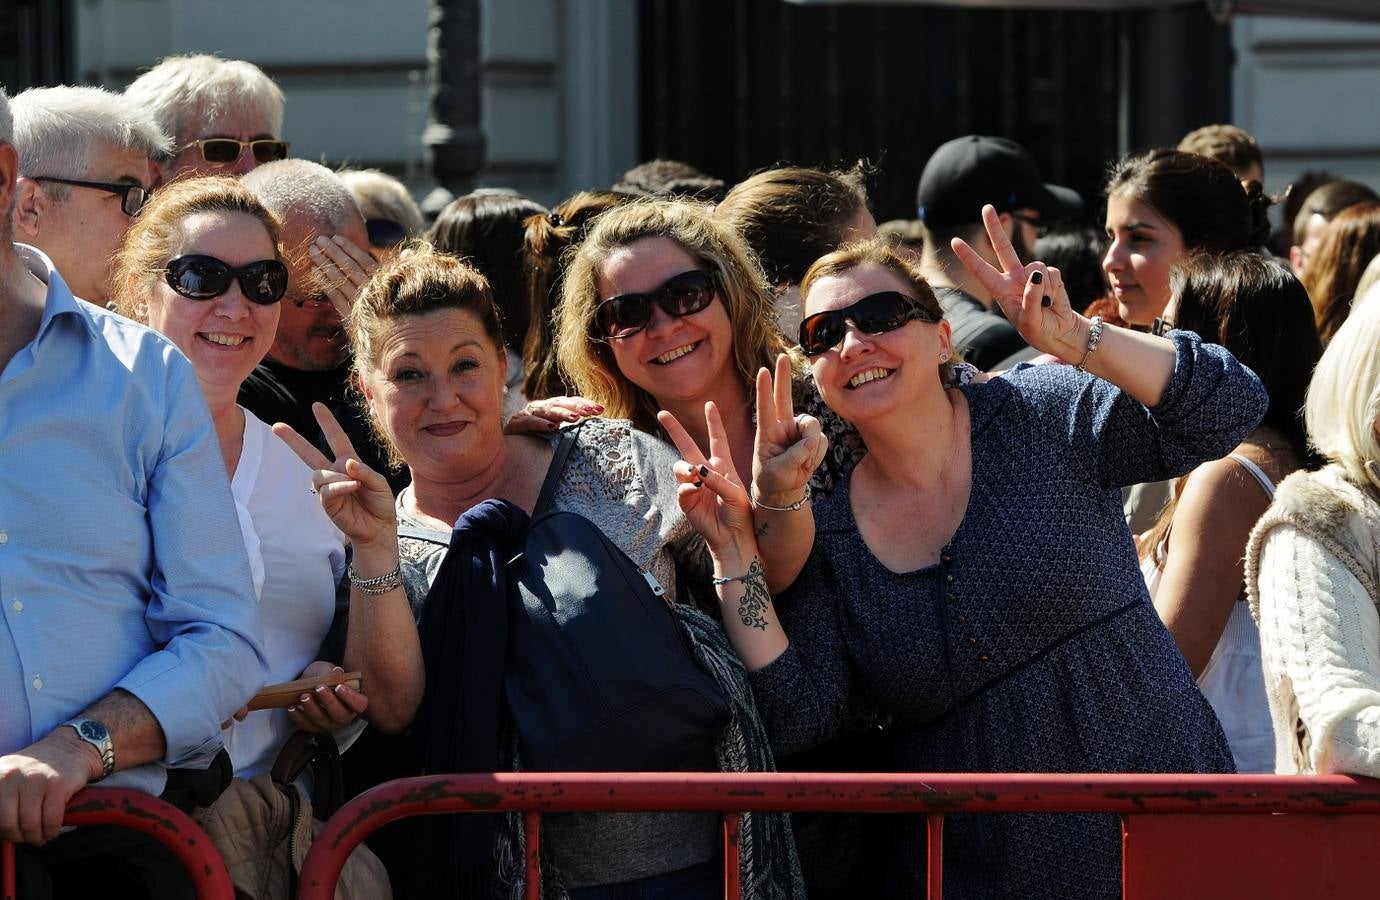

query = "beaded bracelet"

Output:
[[348, 563, 403, 595], [1075, 315, 1105, 372], [749, 482, 811, 512]]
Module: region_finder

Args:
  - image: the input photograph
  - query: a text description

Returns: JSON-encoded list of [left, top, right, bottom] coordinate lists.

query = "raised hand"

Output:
[[309, 234, 379, 320], [656, 402, 755, 553], [272, 402, 397, 548], [752, 353, 827, 507], [951, 204, 1086, 359]]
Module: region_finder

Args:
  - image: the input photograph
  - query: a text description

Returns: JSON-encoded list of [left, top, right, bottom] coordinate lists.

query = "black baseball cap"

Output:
[[916, 135, 1083, 227]]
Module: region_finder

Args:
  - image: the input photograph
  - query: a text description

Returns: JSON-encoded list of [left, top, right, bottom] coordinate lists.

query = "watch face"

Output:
[[78, 720, 108, 742]]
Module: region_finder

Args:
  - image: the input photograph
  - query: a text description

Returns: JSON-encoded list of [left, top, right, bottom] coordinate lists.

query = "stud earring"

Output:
[[939, 352, 950, 362]]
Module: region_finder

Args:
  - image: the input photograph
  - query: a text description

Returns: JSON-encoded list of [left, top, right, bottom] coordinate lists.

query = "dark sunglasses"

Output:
[[365, 218, 408, 249], [178, 138, 291, 165], [798, 291, 940, 356], [163, 254, 289, 305], [594, 269, 716, 339], [31, 176, 148, 216]]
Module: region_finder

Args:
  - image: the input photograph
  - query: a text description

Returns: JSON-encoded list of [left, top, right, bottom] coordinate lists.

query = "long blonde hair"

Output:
[[555, 198, 792, 432]]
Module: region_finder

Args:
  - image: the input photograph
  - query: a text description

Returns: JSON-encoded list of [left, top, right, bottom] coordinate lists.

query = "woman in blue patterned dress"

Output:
[[661, 207, 1266, 899]]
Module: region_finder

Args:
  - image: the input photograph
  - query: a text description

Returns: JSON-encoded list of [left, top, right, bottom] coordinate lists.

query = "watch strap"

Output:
[[65, 719, 115, 781]]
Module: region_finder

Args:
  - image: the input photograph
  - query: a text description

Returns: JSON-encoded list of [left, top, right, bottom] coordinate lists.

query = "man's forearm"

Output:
[[81, 688, 166, 772]]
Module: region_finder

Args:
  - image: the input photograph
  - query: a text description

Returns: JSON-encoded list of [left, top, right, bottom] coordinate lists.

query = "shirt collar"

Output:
[[14, 242, 100, 343]]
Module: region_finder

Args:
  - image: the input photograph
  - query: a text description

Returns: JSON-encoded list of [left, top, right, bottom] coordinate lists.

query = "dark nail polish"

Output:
[[699, 465, 709, 478], [1041, 296, 1052, 308], [1031, 271, 1043, 285], [692, 479, 703, 488]]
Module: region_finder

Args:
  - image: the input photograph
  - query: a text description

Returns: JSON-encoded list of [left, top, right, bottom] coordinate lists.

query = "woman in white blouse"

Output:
[[1247, 283, 1380, 775], [113, 176, 362, 777]]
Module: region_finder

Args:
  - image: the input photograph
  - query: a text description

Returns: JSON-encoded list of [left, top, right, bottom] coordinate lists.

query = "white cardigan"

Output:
[[1245, 464, 1380, 775]]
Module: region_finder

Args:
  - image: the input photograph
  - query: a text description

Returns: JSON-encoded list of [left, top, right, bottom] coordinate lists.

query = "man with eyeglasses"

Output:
[[9, 86, 167, 307], [915, 135, 1082, 371], [123, 54, 287, 183], [0, 86, 267, 898]]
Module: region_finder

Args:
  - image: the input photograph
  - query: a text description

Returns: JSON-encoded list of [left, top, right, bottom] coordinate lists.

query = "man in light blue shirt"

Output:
[[0, 87, 267, 889]]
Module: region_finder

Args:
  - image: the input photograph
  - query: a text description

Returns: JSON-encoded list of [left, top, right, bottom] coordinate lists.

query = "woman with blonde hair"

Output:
[[112, 177, 362, 763], [1246, 287, 1380, 775]]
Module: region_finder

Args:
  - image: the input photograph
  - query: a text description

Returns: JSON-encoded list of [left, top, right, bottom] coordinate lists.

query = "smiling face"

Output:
[[596, 235, 741, 410], [803, 262, 952, 424], [1102, 193, 1187, 326], [358, 308, 508, 482], [140, 210, 281, 406]]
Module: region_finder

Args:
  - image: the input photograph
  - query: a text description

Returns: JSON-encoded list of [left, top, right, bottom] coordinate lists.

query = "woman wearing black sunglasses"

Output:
[[666, 215, 1268, 899], [111, 177, 364, 776]]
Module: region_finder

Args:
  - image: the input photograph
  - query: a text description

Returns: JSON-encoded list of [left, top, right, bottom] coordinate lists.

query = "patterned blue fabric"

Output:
[[749, 331, 1265, 899]]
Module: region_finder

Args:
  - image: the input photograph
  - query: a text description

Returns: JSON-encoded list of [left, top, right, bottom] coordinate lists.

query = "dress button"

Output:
[[979, 654, 990, 663], [32, 675, 42, 690], [947, 593, 957, 604], [967, 637, 977, 647], [941, 553, 952, 564], [945, 574, 955, 583], [957, 614, 967, 624], [11, 600, 21, 613]]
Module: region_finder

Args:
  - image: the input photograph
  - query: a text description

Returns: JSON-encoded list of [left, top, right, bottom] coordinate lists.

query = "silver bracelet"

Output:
[[711, 559, 766, 586], [1075, 315, 1105, 372], [348, 563, 403, 595], [749, 482, 811, 512]]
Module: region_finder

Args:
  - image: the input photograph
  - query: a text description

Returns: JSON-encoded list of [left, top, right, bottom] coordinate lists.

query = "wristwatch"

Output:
[[64, 718, 115, 781]]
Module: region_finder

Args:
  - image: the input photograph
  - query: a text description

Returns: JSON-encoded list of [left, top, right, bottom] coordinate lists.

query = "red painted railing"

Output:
[[0, 787, 233, 900], [296, 771, 1380, 900]]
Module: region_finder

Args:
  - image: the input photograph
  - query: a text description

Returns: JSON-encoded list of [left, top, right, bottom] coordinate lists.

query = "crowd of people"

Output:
[[4, 53, 1380, 900]]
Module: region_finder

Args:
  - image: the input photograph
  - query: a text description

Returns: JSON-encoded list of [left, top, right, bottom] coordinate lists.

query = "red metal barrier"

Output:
[[0, 787, 233, 900], [296, 771, 1380, 899]]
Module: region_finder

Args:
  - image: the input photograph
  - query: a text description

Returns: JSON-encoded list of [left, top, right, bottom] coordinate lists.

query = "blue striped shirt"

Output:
[[0, 245, 267, 795]]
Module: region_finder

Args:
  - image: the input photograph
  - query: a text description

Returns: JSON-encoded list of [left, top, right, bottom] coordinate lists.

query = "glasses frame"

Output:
[[177, 138, 291, 166], [594, 269, 718, 340], [798, 291, 941, 357], [162, 254, 290, 306], [365, 218, 408, 249], [31, 176, 149, 217], [1009, 211, 1049, 239]]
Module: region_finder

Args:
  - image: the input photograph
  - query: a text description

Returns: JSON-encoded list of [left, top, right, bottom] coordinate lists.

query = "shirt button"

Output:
[[945, 574, 955, 583], [979, 654, 990, 664], [967, 637, 977, 647], [11, 600, 21, 613], [32, 675, 42, 690], [0, 531, 8, 545], [942, 553, 953, 564]]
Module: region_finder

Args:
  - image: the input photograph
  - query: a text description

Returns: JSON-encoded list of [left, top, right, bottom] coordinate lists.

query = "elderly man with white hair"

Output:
[[10, 85, 168, 305], [0, 84, 266, 898], [237, 158, 401, 486], [124, 53, 287, 183]]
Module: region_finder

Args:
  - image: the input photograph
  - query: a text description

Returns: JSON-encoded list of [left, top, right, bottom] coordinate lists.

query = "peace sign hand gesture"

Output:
[[657, 402, 755, 556], [272, 402, 398, 550], [752, 353, 828, 508], [951, 204, 1088, 362]]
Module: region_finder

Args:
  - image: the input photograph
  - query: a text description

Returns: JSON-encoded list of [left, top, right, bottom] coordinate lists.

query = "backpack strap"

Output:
[[533, 423, 582, 517]]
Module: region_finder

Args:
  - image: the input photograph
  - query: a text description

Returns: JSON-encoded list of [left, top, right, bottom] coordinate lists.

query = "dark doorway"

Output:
[[640, 1, 1124, 224]]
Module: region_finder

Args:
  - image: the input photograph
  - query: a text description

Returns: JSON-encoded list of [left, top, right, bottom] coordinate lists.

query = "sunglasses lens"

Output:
[[597, 296, 651, 339], [366, 218, 407, 248], [853, 293, 913, 332], [168, 256, 232, 298], [252, 141, 289, 163], [799, 314, 843, 356], [200, 140, 243, 164], [239, 261, 289, 305], [660, 272, 715, 317]]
